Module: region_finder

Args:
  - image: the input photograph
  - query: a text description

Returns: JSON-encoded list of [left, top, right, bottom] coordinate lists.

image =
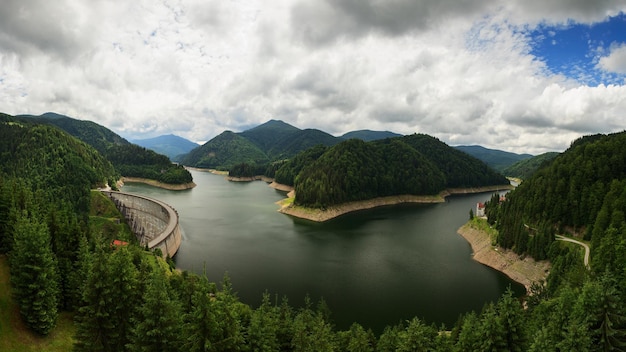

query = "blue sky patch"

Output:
[[529, 12, 626, 85]]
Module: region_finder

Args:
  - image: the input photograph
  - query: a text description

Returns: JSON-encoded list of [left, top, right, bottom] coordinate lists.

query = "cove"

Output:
[[121, 169, 524, 334]]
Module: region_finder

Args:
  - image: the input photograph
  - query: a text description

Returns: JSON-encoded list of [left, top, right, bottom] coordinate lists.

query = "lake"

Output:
[[121, 169, 523, 333]]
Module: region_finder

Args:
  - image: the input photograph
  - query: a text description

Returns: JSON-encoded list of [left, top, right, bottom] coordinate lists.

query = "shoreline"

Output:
[[457, 219, 550, 292], [278, 184, 513, 222], [120, 177, 196, 191]]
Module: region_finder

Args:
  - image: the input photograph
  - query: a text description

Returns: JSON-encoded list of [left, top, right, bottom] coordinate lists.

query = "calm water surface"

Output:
[[122, 169, 523, 333]]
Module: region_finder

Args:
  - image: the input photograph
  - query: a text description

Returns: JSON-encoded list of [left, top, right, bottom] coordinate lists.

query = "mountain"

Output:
[[11, 112, 192, 185], [239, 119, 301, 152], [132, 134, 199, 161], [454, 145, 532, 172], [180, 131, 269, 169], [502, 152, 560, 180], [181, 120, 342, 169], [340, 129, 403, 141]]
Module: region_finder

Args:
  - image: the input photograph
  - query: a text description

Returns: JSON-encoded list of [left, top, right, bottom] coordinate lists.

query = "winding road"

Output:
[[555, 235, 590, 269]]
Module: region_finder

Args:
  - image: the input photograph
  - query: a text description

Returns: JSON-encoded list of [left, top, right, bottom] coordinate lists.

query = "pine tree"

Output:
[[74, 244, 140, 352], [247, 292, 280, 352], [127, 269, 183, 352], [73, 245, 117, 352], [10, 212, 60, 335]]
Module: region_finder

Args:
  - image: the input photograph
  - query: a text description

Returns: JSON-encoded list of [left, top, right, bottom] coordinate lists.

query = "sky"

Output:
[[1, 1, 626, 154]]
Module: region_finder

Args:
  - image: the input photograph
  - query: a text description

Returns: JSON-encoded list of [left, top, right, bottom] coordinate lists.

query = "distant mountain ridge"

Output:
[[454, 145, 533, 172], [132, 134, 199, 161], [181, 120, 345, 169], [341, 130, 403, 141]]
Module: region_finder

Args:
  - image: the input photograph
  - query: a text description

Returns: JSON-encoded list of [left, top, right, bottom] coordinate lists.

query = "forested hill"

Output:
[[502, 151, 560, 180], [9, 112, 192, 185], [291, 135, 509, 208], [17, 112, 128, 152], [399, 134, 510, 188], [0, 116, 117, 214], [181, 120, 342, 169], [180, 131, 270, 169], [492, 130, 626, 264]]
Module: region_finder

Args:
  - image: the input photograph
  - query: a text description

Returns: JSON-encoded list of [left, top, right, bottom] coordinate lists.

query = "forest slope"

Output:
[[11, 112, 193, 186], [492, 131, 626, 265]]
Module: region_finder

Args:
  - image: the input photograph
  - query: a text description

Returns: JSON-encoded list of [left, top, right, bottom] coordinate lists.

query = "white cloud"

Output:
[[598, 43, 626, 74], [1, 0, 626, 155]]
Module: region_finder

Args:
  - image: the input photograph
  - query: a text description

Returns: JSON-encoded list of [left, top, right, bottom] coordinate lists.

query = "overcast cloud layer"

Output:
[[2, 0, 626, 154]]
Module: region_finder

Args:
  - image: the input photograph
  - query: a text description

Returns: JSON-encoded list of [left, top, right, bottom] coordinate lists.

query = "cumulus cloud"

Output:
[[598, 43, 626, 74], [1, 0, 626, 155]]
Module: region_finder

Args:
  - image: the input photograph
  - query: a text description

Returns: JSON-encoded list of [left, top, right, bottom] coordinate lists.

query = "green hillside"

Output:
[[492, 131, 626, 260], [401, 135, 510, 188], [180, 131, 269, 169], [274, 144, 329, 186], [502, 152, 559, 179], [267, 128, 341, 160], [11, 113, 192, 185], [0, 116, 117, 214]]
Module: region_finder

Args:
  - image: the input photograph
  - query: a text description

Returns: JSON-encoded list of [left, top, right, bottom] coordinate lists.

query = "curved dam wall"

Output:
[[102, 191, 181, 258]]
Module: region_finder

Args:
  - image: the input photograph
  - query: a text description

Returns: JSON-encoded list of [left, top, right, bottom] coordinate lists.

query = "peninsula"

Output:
[[276, 184, 513, 222]]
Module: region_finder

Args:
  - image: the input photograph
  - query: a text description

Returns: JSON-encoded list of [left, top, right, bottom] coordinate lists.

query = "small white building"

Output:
[[476, 202, 486, 217]]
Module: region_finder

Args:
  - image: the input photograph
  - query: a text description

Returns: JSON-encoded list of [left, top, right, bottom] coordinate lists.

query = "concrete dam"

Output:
[[102, 191, 182, 258]]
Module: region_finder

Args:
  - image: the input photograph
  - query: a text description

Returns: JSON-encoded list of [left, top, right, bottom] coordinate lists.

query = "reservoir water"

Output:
[[121, 169, 524, 333]]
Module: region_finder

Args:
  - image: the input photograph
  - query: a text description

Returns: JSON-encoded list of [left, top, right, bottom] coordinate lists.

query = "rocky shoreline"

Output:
[[277, 184, 513, 222], [457, 219, 550, 292], [120, 177, 196, 190]]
